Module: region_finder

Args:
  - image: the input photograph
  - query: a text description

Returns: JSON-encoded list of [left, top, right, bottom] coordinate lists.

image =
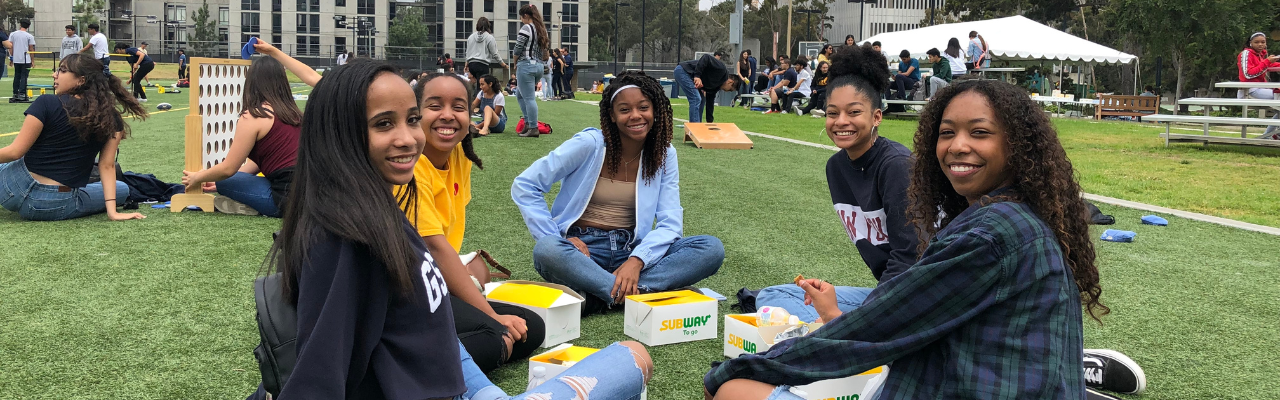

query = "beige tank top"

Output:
[[577, 177, 637, 230]]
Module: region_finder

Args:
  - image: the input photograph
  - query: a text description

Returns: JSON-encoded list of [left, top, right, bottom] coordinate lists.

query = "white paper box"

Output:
[[722, 313, 888, 400], [624, 290, 718, 346], [484, 280, 584, 348]]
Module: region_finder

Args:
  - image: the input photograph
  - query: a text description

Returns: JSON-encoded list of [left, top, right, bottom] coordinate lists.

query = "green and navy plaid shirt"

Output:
[[705, 198, 1086, 399]]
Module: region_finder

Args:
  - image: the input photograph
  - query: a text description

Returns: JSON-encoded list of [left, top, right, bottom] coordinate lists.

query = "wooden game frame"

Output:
[[169, 58, 253, 213]]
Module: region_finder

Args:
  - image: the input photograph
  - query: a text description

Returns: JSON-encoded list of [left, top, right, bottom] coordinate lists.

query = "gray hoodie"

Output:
[[61, 35, 81, 60], [463, 31, 504, 65]]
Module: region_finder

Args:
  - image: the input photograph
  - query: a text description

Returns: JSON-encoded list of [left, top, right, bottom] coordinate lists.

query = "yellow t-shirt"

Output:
[[395, 146, 473, 252]]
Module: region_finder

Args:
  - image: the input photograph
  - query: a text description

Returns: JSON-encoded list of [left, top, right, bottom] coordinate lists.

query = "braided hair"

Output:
[[413, 72, 484, 169], [826, 43, 891, 109], [598, 71, 672, 183]]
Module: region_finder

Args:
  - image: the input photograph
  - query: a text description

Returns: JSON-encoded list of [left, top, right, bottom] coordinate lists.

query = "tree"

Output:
[[388, 5, 432, 58], [73, 0, 106, 35], [190, 0, 219, 57], [941, 0, 1077, 28], [0, 0, 34, 31]]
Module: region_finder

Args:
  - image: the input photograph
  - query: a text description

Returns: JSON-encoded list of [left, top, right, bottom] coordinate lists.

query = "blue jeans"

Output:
[[0, 158, 130, 221], [541, 72, 553, 100], [515, 59, 542, 128], [216, 172, 280, 217], [462, 340, 646, 400], [755, 284, 874, 323], [99, 57, 110, 76], [532, 227, 724, 302], [672, 66, 704, 122]]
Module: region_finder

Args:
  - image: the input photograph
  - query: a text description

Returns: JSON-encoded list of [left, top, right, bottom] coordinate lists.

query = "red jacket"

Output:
[[1237, 48, 1280, 83]]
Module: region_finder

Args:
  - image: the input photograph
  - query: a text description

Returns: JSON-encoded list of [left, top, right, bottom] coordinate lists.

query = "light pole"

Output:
[[796, 9, 819, 42], [614, 2, 630, 75], [640, 0, 646, 72], [120, 11, 158, 46]]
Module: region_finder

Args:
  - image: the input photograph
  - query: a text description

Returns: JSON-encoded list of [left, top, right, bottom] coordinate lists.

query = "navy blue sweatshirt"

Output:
[[679, 54, 730, 91], [281, 220, 464, 399], [825, 136, 919, 283]]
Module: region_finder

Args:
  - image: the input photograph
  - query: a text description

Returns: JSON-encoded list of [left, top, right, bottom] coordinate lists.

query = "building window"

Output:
[[508, 0, 528, 19], [541, 2, 550, 23], [219, 7, 230, 26], [357, 0, 375, 14], [358, 37, 376, 57], [166, 5, 187, 22], [295, 0, 319, 12], [484, 0, 494, 12], [272, 13, 281, 33], [507, 21, 517, 41], [297, 14, 320, 34], [336, 37, 346, 53], [336, 0, 345, 6], [242, 0, 260, 11], [296, 35, 320, 56], [456, 0, 473, 18], [561, 3, 577, 22], [455, 20, 471, 39], [561, 24, 577, 44], [273, 34, 281, 45], [241, 12, 261, 32]]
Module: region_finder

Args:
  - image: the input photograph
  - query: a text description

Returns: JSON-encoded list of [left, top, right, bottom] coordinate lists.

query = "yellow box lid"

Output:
[[626, 290, 715, 306], [530, 346, 600, 364], [487, 283, 564, 308]]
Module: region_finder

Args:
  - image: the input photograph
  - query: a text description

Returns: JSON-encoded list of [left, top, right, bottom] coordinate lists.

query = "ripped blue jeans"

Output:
[[461, 341, 646, 400]]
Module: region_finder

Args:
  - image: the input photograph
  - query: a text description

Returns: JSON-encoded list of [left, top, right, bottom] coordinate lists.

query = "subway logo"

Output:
[[659, 315, 712, 331], [818, 396, 859, 400], [727, 334, 758, 353]]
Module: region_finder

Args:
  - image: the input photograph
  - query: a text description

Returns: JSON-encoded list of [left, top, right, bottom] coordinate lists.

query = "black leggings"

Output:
[[800, 89, 826, 115], [467, 61, 490, 93], [452, 295, 546, 373], [132, 62, 154, 99]]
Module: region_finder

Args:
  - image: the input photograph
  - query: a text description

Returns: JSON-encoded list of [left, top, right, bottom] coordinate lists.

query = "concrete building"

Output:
[[825, 0, 943, 45]]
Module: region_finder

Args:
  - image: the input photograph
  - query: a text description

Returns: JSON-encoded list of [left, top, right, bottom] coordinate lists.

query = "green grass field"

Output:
[[0, 84, 1277, 399]]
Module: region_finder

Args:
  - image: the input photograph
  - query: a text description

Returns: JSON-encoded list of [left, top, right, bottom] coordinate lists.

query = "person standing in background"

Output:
[[81, 24, 110, 76], [560, 47, 575, 99], [967, 31, 989, 70], [463, 17, 508, 94], [336, 51, 348, 66], [177, 49, 188, 80], [9, 20, 35, 102], [60, 25, 81, 71]]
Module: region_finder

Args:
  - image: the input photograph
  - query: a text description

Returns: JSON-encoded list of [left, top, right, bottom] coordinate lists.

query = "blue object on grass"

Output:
[[241, 37, 258, 60], [151, 204, 167, 209], [699, 288, 727, 301], [1100, 229, 1136, 243], [1141, 215, 1168, 226]]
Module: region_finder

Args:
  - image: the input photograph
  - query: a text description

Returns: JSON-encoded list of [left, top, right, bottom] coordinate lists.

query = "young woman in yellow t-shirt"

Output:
[[397, 72, 547, 373]]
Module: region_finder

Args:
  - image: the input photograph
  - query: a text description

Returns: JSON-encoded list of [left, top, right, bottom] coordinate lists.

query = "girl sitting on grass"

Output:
[[470, 74, 508, 137], [265, 56, 651, 400], [513, 71, 725, 315], [705, 78, 1107, 400], [181, 46, 319, 217], [397, 71, 547, 374], [0, 53, 146, 221]]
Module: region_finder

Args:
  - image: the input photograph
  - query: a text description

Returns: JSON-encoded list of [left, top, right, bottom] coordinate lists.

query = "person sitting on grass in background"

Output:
[[797, 61, 830, 116], [1237, 32, 1280, 140], [892, 50, 920, 100], [470, 74, 508, 136], [590, 79, 604, 93], [705, 78, 1128, 400], [781, 57, 812, 115], [755, 45, 917, 322], [181, 40, 320, 217], [763, 56, 799, 114], [114, 42, 154, 103], [0, 53, 146, 221], [247, 58, 652, 400], [926, 47, 953, 100], [513, 72, 726, 316], [672, 51, 742, 123], [397, 71, 547, 373]]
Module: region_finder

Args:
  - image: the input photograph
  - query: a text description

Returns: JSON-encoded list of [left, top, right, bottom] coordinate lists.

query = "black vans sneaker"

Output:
[[1084, 349, 1147, 394]]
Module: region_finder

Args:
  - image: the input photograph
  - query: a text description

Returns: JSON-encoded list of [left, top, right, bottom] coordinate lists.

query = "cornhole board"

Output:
[[170, 58, 251, 212], [683, 123, 753, 149]]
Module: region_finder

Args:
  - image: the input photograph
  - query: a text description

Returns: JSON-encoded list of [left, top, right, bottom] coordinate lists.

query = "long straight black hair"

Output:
[[273, 59, 423, 301], [242, 56, 302, 126]]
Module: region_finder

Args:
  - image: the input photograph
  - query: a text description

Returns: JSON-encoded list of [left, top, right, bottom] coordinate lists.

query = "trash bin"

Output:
[[660, 79, 674, 98]]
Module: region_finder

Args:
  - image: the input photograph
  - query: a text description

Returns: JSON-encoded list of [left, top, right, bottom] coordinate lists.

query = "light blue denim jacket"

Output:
[[511, 128, 684, 267]]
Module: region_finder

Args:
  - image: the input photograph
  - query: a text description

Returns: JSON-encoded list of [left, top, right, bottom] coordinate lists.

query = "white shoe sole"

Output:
[[214, 196, 261, 216], [1084, 349, 1147, 394]]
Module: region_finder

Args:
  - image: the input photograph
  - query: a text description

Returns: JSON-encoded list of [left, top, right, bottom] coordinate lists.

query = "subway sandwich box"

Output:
[[722, 313, 888, 400], [623, 290, 718, 346], [529, 344, 648, 400], [484, 280, 583, 348]]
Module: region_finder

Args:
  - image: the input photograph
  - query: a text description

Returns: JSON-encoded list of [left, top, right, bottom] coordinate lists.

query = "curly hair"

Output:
[[58, 53, 147, 143], [826, 43, 891, 109], [597, 71, 672, 183], [414, 72, 483, 169], [906, 79, 1107, 322]]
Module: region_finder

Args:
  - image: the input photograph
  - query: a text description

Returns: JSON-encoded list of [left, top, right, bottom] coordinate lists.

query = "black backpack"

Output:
[[252, 272, 298, 398]]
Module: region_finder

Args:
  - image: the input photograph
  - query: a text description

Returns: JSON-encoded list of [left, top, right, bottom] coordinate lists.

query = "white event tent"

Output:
[[863, 15, 1135, 64]]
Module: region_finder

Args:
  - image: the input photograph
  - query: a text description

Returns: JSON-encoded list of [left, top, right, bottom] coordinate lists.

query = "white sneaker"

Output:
[[812, 110, 826, 117], [214, 196, 260, 216], [792, 105, 803, 115], [780, 110, 788, 114]]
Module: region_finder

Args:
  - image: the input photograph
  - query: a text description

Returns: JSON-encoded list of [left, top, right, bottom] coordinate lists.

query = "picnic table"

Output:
[[1176, 97, 1280, 138], [1144, 114, 1280, 148], [975, 67, 1025, 83]]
